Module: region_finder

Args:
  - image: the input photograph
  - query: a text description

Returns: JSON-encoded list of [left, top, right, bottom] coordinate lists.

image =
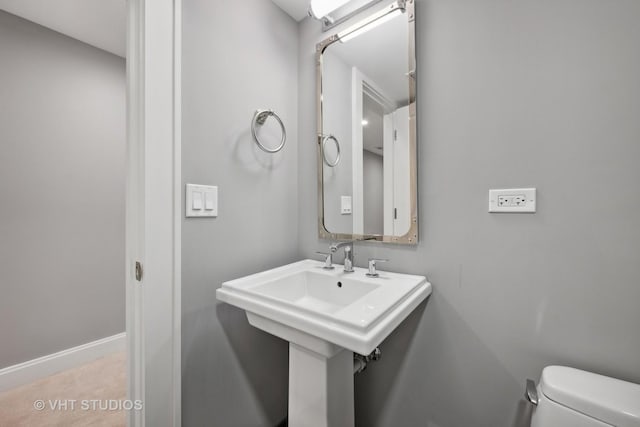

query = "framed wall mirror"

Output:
[[316, 0, 417, 244]]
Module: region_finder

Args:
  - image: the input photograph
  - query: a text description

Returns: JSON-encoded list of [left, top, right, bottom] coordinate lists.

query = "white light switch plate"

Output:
[[341, 196, 352, 215], [186, 184, 218, 217], [489, 188, 536, 213]]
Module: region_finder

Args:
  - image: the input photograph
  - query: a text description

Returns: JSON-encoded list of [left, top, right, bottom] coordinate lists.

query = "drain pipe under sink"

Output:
[[354, 348, 381, 374]]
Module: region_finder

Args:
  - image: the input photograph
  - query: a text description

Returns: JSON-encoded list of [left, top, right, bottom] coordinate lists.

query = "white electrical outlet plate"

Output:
[[489, 188, 536, 213], [186, 184, 218, 217]]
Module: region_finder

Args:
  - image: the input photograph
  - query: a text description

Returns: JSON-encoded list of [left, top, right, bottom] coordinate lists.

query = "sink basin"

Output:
[[217, 259, 431, 355], [216, 259, 432, 427], [252, 269, 380, 314]]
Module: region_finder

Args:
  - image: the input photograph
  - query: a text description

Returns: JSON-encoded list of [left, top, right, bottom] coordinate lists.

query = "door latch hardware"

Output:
[[135, 261, 143, 282]]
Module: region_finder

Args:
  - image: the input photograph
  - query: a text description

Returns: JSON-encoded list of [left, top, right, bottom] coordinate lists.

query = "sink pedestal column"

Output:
[[288, 343, 354, 427]]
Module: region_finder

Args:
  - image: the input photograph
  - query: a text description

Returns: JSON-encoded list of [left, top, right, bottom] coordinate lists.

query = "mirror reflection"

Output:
[[318, 1, 416, 243]]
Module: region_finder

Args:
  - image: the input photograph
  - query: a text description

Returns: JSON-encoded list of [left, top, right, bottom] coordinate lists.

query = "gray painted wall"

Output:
[[0, 10, 125, 368], [181, 0, 298, 425], [298, 1, 640, 426], [181, 0, 640, 426]]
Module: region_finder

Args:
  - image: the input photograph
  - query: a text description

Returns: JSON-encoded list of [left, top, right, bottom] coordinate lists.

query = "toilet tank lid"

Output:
[[540, 366, 640, 427]]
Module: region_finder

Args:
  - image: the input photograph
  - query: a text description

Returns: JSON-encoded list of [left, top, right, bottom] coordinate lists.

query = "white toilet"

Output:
[[528, 366, 640, 426]]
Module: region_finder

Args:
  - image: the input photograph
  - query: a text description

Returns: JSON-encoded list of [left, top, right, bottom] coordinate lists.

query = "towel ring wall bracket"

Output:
[[251, 109, 286, 153]]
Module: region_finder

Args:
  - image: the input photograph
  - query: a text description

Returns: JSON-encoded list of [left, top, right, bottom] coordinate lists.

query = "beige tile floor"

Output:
[[0, 352, 126, 427]]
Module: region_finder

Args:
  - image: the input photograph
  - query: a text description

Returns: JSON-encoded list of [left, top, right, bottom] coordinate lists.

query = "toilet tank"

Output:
[[531, 366, 640, 427]]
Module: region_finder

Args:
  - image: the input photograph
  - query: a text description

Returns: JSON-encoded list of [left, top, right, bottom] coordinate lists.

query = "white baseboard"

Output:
[[0, 332, 126, 393]]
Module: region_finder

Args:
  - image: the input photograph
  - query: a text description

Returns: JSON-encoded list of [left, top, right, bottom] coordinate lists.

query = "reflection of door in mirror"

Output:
[[384, 105, 410, 236], [352, 70, 385, 236], [352, 69, 410, 237]]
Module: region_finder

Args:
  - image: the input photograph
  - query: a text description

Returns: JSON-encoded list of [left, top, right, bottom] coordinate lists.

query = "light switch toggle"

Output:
[[204, 191, 215, 211], [192, 191, 203, 210]]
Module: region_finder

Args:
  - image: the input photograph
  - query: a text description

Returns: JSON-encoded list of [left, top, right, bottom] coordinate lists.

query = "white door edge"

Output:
[[126, 0, 182, 426]]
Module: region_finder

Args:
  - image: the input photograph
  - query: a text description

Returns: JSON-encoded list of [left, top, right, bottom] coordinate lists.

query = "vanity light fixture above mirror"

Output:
[[337, 1, 406, 43], [309, 0, 389, 31], [309, 0, 352, 20]]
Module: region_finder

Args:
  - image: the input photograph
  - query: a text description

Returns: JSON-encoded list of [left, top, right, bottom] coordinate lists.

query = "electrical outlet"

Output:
[[489, 188, 536, 213], [498, 195, 527, 207]]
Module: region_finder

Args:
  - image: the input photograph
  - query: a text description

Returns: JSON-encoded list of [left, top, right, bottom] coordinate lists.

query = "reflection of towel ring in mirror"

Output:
[[251, 109, 286, 153], [322, 134, 340, 167]]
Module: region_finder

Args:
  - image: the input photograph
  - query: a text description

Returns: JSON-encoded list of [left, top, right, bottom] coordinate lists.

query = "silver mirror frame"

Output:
[[316, 0, 418, 244]]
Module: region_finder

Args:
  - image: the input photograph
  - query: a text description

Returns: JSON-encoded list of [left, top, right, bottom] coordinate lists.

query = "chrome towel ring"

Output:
[[251, 109, 286, 153], [322, 134, 340, 167]]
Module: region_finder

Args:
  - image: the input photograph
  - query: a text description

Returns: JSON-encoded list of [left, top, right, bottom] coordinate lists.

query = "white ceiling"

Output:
[[271, 0, 309, 22], [0, 0, 126, 57]]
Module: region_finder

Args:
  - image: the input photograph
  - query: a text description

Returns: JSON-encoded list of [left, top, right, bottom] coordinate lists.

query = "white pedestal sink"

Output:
[[216, 259, 431, 427]]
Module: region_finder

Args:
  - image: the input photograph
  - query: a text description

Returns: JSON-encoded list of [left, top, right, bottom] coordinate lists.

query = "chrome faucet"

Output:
[[330, 241, 354, 273], [315, 251, 334, 269], [366, 258, 388, 278]]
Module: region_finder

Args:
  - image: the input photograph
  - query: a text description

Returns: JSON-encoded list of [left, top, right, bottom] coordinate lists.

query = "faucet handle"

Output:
[[315, 251, 335, 270], [366, 258, 388, 277]]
